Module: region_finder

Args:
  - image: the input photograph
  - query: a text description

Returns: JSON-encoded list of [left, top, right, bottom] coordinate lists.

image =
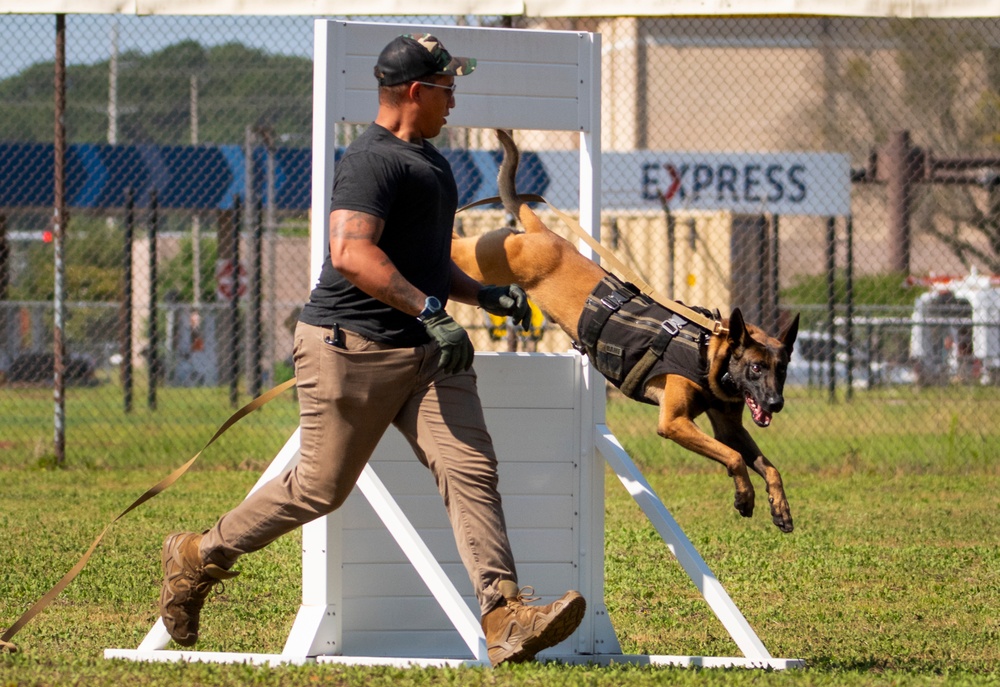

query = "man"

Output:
[[158, 32, 586, 666]]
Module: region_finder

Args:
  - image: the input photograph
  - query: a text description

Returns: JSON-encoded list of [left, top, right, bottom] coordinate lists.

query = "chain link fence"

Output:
[[0, 14, 998, 469]]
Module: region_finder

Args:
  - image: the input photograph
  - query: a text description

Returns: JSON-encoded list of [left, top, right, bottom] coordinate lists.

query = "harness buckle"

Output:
[[661, 317, 682, 337], [600, 292, 628, 312]]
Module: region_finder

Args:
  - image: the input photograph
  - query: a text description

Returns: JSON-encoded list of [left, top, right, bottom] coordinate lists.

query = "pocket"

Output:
[[339, 329, 377, 352], [596, 341, 625, 383]]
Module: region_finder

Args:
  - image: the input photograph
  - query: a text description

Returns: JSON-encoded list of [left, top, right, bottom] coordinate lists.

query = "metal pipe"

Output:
[[845, 215, 854, 400], [122, 188, 134, 413], [147, 190, 159, 411], [826, 216, 837, 403], [770, 214, 781, 334], [53, 13, 67, 465], [265, 137, 277, 387], [756, 215, 766, 327], [885, 130, 914, 274], [249, 197, 263, 398], [229, 195, 242, 408], [663, 202, 675, 300], [930, 156, 1000, 171]]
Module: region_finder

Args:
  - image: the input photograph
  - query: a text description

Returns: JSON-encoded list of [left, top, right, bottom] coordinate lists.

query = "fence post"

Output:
[[147, 189, 159, 411], [662, 201, 675, 300], [825, 216, 837, 403], [770, 214, 781, 335], [885, 130, 919, 275], [0, 213, 8, 366], [229, 195, 242, 408], [122, 189, 134, 413], [845, 215, 855, 400], [53, 13, 68, 466], [249, 196, 263, 398]]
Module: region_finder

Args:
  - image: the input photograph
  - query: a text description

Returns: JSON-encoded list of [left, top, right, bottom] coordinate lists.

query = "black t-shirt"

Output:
[[299, 123, 457, 346]]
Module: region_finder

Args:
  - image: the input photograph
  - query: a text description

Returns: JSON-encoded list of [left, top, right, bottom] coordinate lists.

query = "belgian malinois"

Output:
[[452, 130, 800, 533]]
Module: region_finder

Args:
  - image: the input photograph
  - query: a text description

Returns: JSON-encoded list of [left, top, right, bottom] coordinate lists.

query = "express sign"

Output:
[[622, 152, 851, 216], [540, 150, 852, 217]]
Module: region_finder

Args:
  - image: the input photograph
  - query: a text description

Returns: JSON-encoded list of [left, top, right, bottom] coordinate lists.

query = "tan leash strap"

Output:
[[0, 376, 298, 653], [458, 194, 727, 336]]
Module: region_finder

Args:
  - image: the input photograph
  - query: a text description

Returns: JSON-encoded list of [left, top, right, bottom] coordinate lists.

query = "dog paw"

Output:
[[734, 491, 755, 518], [772, 512, 794, 533], [768, 496, 794, 532]]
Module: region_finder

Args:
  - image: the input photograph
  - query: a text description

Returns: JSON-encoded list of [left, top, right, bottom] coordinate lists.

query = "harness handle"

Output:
[[458, 194, 729, 337]]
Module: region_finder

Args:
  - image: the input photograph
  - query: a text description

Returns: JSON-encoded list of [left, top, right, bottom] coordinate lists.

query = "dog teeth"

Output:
[[745, 394, 771, 427]]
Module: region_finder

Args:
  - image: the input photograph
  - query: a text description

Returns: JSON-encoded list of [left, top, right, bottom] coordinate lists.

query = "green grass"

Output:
[[1, 389, 999, 685], [0, 381, 300, 471]]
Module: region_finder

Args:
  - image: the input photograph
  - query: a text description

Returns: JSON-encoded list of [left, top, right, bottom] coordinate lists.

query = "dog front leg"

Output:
[[707, 409, 793, 533], [751, 454, 793, 533], [656, 398, 755, 519]]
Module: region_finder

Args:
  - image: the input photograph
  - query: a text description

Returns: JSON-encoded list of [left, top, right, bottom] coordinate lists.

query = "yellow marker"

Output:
[[485, 300, 546, 341]]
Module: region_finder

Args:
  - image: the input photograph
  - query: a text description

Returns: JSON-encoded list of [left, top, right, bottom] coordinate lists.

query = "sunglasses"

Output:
[[414, 81, 457, 95]]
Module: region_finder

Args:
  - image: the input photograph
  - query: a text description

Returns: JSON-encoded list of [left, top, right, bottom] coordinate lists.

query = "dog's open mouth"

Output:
[[745, 394, 772, 428]]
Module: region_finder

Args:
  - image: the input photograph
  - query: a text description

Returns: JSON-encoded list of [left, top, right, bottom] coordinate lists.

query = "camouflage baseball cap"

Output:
[[374, 33, 476, 87]]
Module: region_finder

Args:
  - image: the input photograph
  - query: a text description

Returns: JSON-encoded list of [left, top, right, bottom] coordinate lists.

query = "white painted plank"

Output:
[[342, 495, 575, 530], [342, 562, 579, 598], [103, 649, 311, 666], [369, 416, 578, 466], [340, 630, 580, 659], [354, 466, 489, 664], [316, 654, 474, 668], [475, 353, 580, 408], [331, 23, 590, 131], [342, 528, 577, 564], [541, 654, 805, 669], [342, 57, 583, 99], [352, 460, 577, 495]]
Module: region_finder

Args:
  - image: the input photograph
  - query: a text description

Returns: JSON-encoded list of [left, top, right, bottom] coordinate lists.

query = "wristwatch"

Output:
[[417, 296, 442, 322]]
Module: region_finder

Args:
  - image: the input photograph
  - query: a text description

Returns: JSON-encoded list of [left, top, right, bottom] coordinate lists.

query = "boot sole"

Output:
[[494, 593, 587, 665]]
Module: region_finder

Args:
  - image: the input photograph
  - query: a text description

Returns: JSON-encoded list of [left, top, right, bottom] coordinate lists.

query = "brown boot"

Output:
[[481, 581, 586, 666], [159, 532, 238, 647]]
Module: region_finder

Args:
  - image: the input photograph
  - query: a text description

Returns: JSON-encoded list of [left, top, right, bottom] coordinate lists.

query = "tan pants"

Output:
[[200, 321, 517, 616]]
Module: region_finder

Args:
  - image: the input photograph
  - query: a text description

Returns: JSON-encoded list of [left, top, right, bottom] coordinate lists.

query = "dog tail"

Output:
[[496, 129, 547, 235]]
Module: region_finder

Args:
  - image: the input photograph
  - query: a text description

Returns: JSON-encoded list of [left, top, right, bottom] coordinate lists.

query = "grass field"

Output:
[[1, 384, 999, 686]]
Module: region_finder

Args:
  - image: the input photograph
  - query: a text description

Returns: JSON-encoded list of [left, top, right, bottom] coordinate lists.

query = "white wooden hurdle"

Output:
[[106, 20, 802, 669]]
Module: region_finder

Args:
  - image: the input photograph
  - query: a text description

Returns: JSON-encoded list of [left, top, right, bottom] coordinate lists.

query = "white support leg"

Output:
[[355, 465, 491, 666], [125, 429, 305, 655], [595, 425, 779, 666]]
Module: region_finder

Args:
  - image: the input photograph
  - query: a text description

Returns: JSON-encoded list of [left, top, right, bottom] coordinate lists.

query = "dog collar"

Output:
[[720, 370, 740, 397]]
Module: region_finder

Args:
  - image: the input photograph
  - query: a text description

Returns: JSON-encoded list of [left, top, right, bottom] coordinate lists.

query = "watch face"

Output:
[[419, 296, 442, 321]]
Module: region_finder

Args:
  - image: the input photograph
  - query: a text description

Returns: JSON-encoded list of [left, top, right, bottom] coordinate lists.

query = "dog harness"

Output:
[[576, 274, 714, 405]]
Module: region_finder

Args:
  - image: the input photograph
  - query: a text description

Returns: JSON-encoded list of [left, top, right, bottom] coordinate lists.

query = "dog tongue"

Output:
[[745, 394, 772, 427]]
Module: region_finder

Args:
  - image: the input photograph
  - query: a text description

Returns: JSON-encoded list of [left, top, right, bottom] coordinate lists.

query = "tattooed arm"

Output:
[[328, 208, 426, 316]]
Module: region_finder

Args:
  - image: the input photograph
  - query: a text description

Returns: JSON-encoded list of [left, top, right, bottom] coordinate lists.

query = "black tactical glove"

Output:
[[421, 310, 475, 374], [477, 284, 531, 332]]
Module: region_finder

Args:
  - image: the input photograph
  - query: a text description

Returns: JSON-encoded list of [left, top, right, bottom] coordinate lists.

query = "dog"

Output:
[[452, 130, 800, 533]]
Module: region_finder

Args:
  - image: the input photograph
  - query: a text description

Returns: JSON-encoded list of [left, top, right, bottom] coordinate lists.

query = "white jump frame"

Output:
[[106, 19, 802, 670]]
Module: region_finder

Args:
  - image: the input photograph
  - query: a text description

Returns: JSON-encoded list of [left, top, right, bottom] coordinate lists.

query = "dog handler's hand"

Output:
[[422, 310, 475, 374], [478, 285, 531, 332]]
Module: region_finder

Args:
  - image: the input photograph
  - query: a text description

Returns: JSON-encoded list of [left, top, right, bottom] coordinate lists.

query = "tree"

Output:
[[0, 40, 312, 145], [809, 19, 1000, 274]]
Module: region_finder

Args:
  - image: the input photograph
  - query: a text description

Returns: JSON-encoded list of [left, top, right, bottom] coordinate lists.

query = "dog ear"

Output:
[[727, 308, 746, 346], [779, 313, 800, 355]]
